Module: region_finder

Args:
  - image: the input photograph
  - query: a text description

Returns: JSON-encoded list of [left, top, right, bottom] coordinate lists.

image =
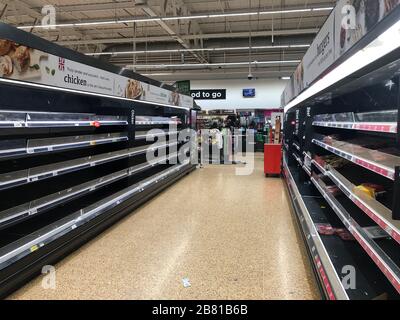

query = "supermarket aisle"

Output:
[[9, 154, 319, 300]]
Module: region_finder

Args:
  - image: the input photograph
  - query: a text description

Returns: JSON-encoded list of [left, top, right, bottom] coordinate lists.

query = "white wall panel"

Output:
[[191, 79, 287, 110]]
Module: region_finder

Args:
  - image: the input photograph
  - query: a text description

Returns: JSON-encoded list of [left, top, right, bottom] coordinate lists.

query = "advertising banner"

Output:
[[190, 89, 226, 100], [176, 80, 191, 96], [334, 0, 400, 59], [0, 38, 194, 109], [303, 12, 335, 87], [281, 80, 294, 106], [293, 61, 305, 97]]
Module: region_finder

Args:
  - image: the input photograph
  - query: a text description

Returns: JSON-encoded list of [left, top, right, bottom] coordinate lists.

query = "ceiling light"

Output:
[[208, 12, 259, 18], [162, 15, 209, 21], [85, 44, 310, 56], [17, 6, 333, 30], [284, 19, 400, 112], [280, 76, 291, 80], [127, 60, 300, 69]]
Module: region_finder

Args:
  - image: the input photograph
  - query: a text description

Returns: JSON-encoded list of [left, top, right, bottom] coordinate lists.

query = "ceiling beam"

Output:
[[56, 28, 318, 46], [139, 0, 208, 64], [34, 1, 138, 13], [0, 0, 101, 49], [6, 2, 334, 17], [139, 67, 296, 81]]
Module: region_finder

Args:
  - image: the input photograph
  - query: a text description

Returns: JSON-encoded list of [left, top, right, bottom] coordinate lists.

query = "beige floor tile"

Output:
[[8, 153, 319, 300]]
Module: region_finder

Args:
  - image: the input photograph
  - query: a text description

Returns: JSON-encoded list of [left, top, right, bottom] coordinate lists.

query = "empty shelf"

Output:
[[0, 141, 179, 191], [0, 110, 128, 128], [135, 130, 180, 140], [135, 116, 182, 126], [0, 133, 128, 160], [313, 121, 397, 134], [0, 170, 128, 230], [0, 152, 179, 229], [0, 161, 191, 271], [325, 167, 400, 245], [312, 136, 400, 180], [26, 132, 128, 154], [292, 152, 302, 166], [311, 175, 400, 294]]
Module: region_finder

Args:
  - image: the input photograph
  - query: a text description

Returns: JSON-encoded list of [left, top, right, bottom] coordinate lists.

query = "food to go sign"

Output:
[[190, 89, 226, 100]]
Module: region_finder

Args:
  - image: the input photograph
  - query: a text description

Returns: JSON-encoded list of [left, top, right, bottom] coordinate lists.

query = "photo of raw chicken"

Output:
[[0, 55, 13, 77], [170, 91, 180, 106], [0, 38, 47, 80], [125, 79, 143, 99], [10, 46, 30, 73], [0, 39, 12, 56]]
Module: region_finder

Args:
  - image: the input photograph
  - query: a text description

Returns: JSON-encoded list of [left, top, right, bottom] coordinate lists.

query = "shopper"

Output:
[[221, 123, 232, 164], [210, 122, 223, 164]]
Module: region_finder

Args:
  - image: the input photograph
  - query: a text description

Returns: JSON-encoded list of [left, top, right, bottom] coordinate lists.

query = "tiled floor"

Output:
[[9, 154, 320, 300]]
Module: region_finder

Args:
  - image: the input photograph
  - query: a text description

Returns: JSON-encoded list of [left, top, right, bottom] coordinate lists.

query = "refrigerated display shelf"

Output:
[[292, 152, 303, 167], [284, 160, 346, 300], [325, 167, 400, 245], [284, 159, 400, 300], [0, 152, 179, 230], [312, 136, 400, 180], [293, 142, 301, 151], [313, 110, 398, 130], [289, 150, 312, 178], [313, 121, 397, 134], [135, 130, 180, 140], [311, 175, 400, 294], [0, 161, 191, 271], [27, 133, 128, 154], [136, 121, 178, 125], [335, 164, 394, 209], [303, 165, 312, 176], [0, 133, 128, 160], [312, 158, 400, 245], [135, 116, 182, 126], [0, 141, 179, 191], [312, 159, 327, 175], [0, 110, 128, 128]]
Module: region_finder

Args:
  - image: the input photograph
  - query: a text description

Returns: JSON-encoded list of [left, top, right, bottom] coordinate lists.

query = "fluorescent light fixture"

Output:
[[162, 15, 209, 21], [0, 78, 190, 111], [73, 21, 118, 27], [17, 6, 333, 30], [284, 19, 400, 113], [311, 7, 335, 11], [85, 44, 310, 56], [261, 8, 311, 14], [118, 18, 161, 23], [128, 60, 301, 69], [280, 76, 291, 80], [289, 44, 312, 48], [208, 12, 259, 18]]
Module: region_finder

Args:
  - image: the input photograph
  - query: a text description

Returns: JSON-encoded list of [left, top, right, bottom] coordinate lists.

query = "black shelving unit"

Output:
[[0, 24, 196, 298], [283, 11, 400, 300]]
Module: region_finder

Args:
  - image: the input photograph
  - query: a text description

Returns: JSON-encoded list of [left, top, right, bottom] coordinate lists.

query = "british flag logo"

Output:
[[58, 58, 65, 71]]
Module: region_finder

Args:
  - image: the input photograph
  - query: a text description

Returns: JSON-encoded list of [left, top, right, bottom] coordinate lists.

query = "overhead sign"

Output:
[[281, 0, 400, 108], [293, 61, 305, 97], [190, 89, 226, 100], [334, 0, 400, 59], [176, 80, 191, 96], [0, 38, 194, 109], [303, 11, 335, 87]]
